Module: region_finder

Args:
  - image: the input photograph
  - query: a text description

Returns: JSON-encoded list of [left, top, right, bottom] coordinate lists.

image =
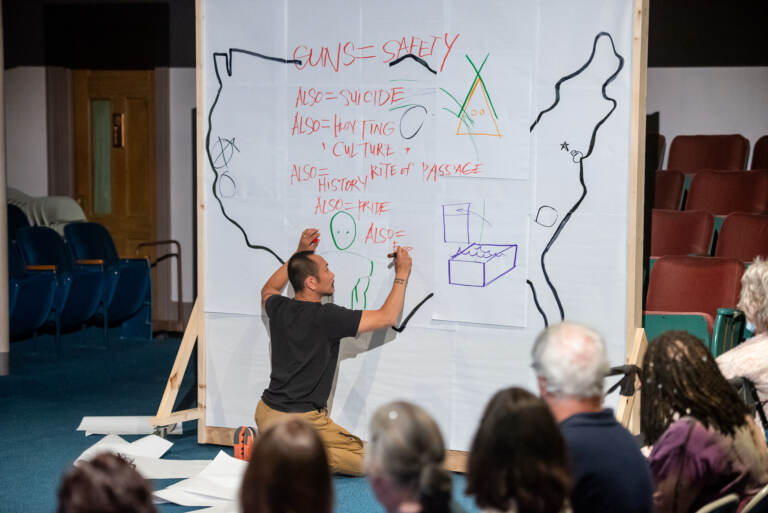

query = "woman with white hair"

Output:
[[717, 257, 768, 423], [366, 401, 467, 513]]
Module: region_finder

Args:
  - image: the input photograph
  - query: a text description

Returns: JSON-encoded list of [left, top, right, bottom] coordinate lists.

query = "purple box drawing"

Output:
[[442, 203, 470, 243], [448, 243, 518, 287]]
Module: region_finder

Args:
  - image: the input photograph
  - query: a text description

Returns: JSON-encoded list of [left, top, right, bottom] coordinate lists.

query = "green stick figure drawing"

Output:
[[322, 211, 374, 309]]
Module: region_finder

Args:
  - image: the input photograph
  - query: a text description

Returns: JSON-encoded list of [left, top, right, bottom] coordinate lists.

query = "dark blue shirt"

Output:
[[560, 408, 654, 513]]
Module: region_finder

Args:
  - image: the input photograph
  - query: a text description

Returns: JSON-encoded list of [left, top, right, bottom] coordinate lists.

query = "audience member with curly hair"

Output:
[[642, 330, 768, 513], [366, 401, 466, 513], [240, 419, 333, 513], [466, 387, 571, 513], [57, 453, 157, 513]]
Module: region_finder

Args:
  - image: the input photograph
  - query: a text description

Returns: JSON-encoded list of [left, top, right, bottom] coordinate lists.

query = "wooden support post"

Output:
[[193, 0, 210, 445], [615, 0, 649, 437], [151, 300, 203, 426], [616, 328, 648, 433], [626, 0, 649, 351]]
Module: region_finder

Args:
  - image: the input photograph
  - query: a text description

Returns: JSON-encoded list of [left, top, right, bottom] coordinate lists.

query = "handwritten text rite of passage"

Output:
[[292, 33, 460, 72]]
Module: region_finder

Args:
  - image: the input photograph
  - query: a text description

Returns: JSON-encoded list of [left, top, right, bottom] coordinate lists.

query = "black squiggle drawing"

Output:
[[399, 105, 428, 140], [212, 136, 240, 198], [528, 32, 625, 325], [211, 136, 240, 170], [388, 53, 438, 75], [392, 293, 434, 332], [535, 205, 558, 228], [218, 174, 237, 199], [527, 280, 549, 327], [207, 49, 301, 264]]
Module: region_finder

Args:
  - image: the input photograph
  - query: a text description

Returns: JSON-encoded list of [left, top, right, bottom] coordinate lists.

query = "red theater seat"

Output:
[[668, 134, 749, 171], [715, 213, 768, 262]]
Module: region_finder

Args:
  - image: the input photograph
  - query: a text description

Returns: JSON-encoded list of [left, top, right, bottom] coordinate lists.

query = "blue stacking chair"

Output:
[[7, 204, 31, 241], [63, 222, 152, 340], [7, 242, 58, 341], [16, 226, 104, 352]]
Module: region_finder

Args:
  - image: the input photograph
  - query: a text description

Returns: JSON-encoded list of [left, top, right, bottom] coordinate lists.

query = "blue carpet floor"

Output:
[[0, 331, 479, 513]]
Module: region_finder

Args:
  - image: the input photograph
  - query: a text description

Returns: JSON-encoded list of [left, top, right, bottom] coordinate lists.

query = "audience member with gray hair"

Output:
[[366, 401, 467, 513], [532, 322, 653, 513], [717, 257, 768, 428]]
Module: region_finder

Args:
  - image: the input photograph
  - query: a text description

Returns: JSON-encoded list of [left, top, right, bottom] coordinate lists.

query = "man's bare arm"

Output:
[[357, 246, 412, 334], [261, 228, 319, 308]]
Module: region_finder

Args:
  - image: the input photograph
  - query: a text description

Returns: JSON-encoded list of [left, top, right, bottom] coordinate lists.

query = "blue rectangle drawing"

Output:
[[442, 203, 471, 243]]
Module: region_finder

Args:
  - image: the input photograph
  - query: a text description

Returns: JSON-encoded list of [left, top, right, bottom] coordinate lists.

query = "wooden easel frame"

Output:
[[617, 0, 650, 434], [153, 0, 650, 453]]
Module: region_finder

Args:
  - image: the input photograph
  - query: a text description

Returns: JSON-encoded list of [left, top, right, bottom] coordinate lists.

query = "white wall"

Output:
[[647, 67, 768, 169], [4, 67, 48, 195], [168, 67, 196, 303]]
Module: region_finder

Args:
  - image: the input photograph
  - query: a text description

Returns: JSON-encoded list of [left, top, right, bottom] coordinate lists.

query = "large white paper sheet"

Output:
[[74, 435, 214, 480], [129, 456, 211, 480], [202, 0, 636, 451], [154, 451, 248, 506], [77, 416, 182, 436], [188, 506, 240, 513], [153, 488, 233, 508], [204, 0, 537, 317], [75, 434, 172, 463]]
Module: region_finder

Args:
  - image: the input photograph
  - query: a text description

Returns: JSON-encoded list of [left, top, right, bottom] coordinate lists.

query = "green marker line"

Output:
[[441, 107, 459, 118], [458, 112, 480, 161], [440, 88, 475, 125], [441, 107, 475, 126], [458, 54, 489, 118], [351, 279, 360, 308], [440, 87, 462, 108], [441, 106, 480, 158], [388, 103, 417, 111], [467, 54, 498, 119], [363, 261, 373, 309]]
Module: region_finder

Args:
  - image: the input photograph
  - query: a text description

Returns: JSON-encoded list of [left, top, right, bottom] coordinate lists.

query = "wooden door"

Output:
[[73, 70, 155, 256]]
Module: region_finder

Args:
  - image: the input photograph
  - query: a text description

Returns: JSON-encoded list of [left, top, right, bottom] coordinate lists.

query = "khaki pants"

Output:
[[254, 399, 364, 476]]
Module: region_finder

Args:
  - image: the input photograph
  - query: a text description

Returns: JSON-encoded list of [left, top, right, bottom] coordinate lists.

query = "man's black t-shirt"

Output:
[[262, 295, 362, 412]]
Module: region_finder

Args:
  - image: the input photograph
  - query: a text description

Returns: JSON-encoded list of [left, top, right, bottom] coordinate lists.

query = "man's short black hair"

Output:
[[287, 251, 318, 292]]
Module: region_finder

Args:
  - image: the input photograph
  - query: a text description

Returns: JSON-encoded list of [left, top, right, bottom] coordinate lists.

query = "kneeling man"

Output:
[[257, 228, 412, 475]]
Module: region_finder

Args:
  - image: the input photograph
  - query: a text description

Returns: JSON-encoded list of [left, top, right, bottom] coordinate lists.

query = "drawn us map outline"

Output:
[[206, 48, 301, 265], [205, 48, 438, 331], [207, 34, 623, 329], [526, 32, 625, 327]]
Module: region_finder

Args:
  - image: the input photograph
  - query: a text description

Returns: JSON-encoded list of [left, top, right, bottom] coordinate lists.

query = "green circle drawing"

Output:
[[330, 211, 356, 250]]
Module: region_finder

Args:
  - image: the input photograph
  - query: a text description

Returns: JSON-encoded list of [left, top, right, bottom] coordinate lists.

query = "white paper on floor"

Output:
[[77, 416, 182, 436], [153, 488, 234, 508], [129, 456, 211, 479], [153, 451, 248, 507], [188, 504, 241, 513], [75, 434, 172, 462], [74, 434, 209, 479]]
